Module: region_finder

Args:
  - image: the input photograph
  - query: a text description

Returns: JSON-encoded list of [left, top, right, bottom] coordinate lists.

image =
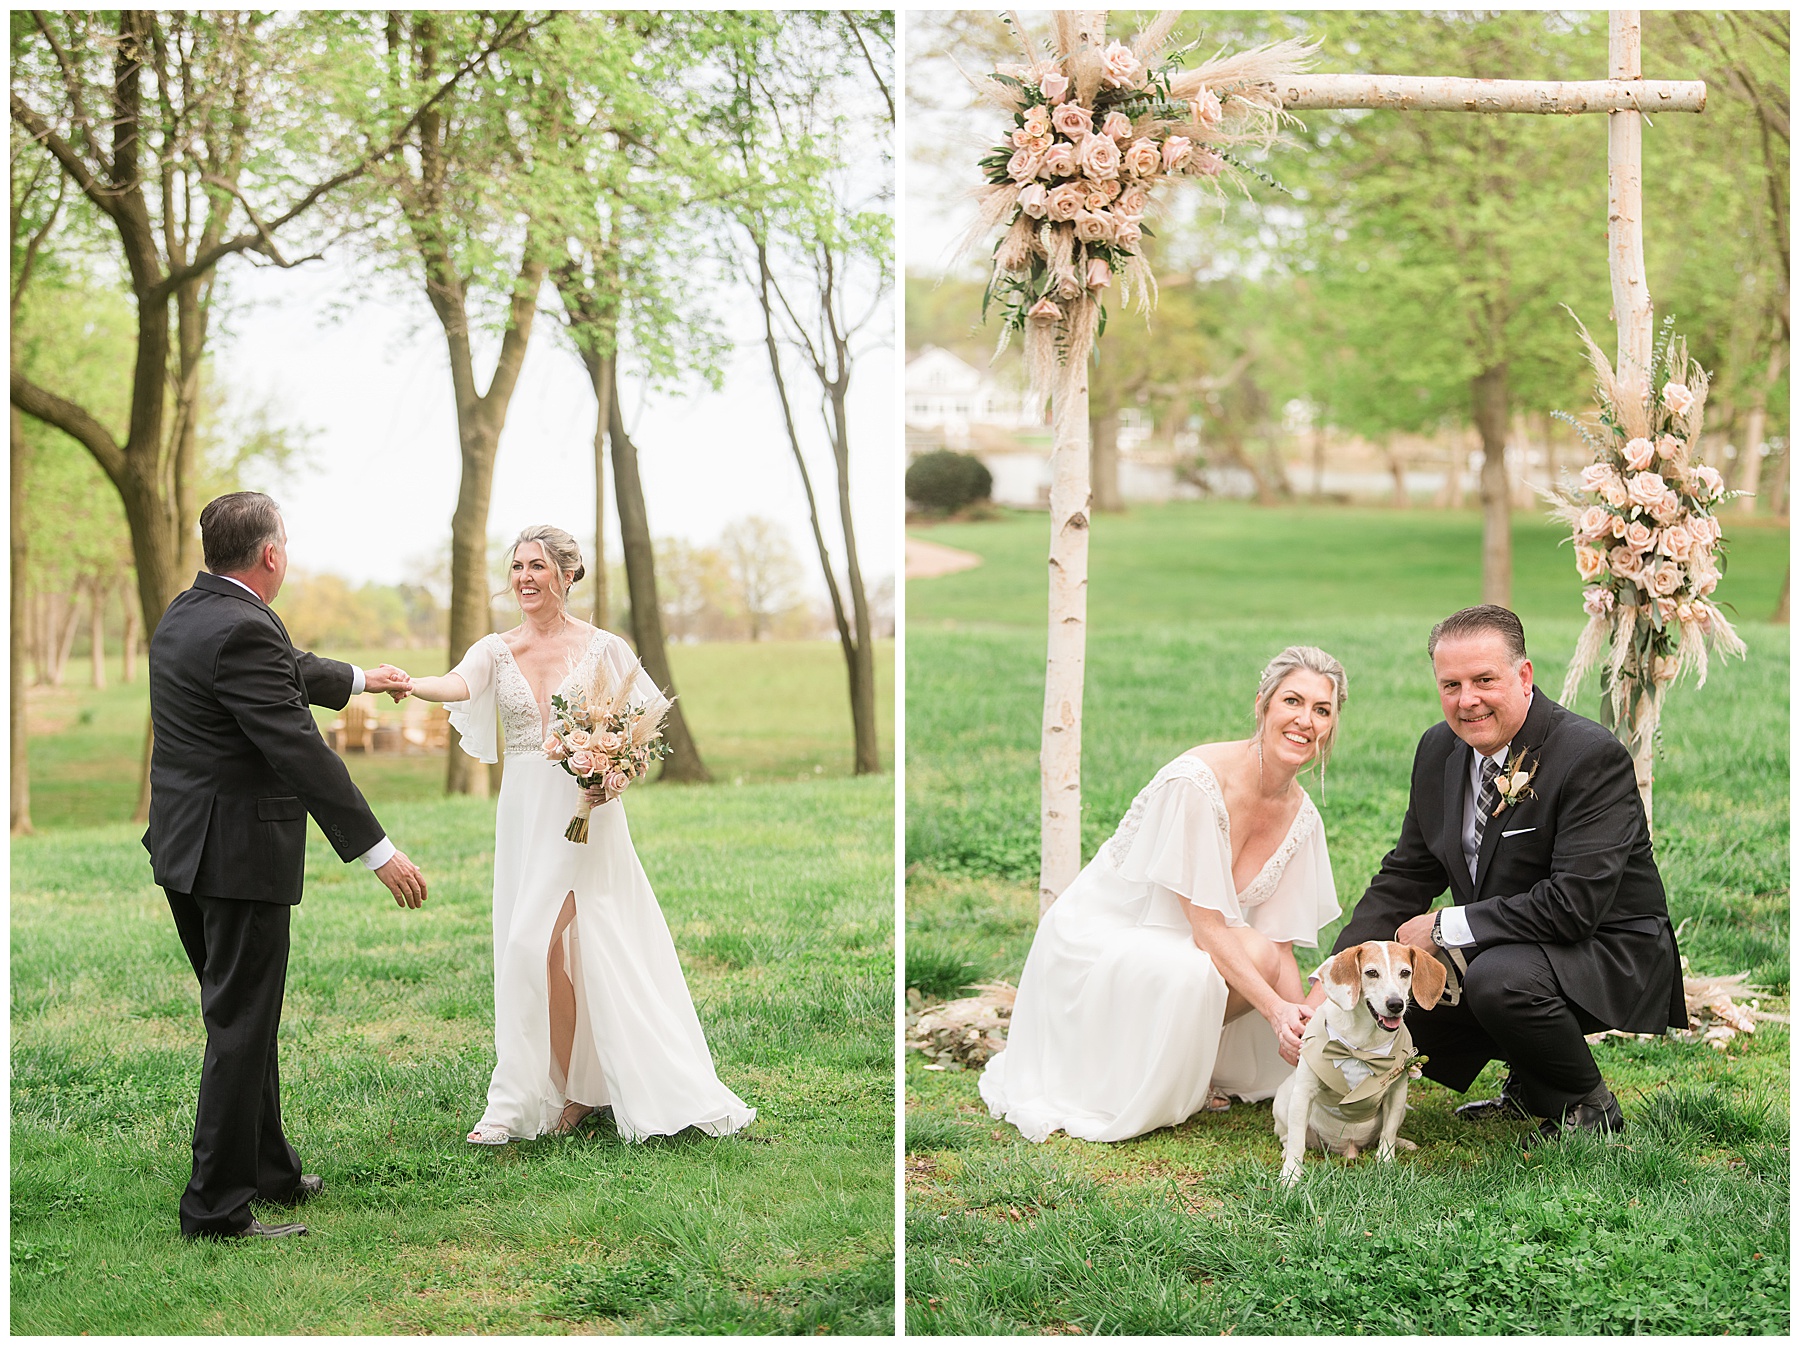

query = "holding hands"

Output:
[[365, 663, 414, 701]]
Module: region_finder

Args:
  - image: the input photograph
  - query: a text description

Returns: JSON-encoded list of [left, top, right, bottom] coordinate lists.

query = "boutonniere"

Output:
[[1492, 749, 1537, 816]]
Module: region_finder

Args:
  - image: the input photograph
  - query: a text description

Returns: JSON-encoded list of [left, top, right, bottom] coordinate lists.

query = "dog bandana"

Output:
[[1300, 1018, 1419, 1124]]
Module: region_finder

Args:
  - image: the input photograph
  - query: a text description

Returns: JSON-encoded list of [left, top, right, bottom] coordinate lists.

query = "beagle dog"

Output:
[[1275, 940, 1447, 1186]]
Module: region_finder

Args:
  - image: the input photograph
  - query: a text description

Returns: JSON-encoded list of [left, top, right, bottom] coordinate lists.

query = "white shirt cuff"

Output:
[[359, 836, 395, 870], [350, 665, 366, 695], [1438, 905, 1475, 947]]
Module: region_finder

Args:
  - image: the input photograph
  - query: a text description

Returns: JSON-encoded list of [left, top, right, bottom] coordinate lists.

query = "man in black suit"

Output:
[[1310, 605, 1685, 1139], [145, 491, 428, 1239]]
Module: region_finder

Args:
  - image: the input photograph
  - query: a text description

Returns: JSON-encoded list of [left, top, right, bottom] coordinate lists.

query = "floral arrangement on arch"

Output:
[[1547, 317, 1746, 737], [969, 11, 1312, 393]]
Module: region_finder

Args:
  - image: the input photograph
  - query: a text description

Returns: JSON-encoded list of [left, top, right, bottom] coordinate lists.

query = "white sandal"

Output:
[[466, 1121, 511, 1146]]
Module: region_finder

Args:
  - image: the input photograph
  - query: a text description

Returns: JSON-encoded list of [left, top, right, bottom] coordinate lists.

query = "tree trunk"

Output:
[[827, 380, 880, 776], [1386, 435, 1409, 507], [1220, 432, 1279, 505], [608, 365, 710, 783], [1736, 341, 1783, 514], [121, 597, 139, 682], [1090, 408, 1122, 512], [590, 360, 610, 629], [1311, 418, 1327, 498], [1539, 408, 1558, 490], [1472, 364, 1512, 605], [89, 578, 108, 689], [47, 592, 82, 687], [747, 237, 876, 775], [1041, 355, 1090, 912], [430, 253, 546, 797], [1768, 438, 1789, 520], [11, 405, 32, 836]]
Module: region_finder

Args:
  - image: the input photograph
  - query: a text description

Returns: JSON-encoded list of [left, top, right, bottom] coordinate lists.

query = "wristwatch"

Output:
[[1430, 910, 1446, 947]]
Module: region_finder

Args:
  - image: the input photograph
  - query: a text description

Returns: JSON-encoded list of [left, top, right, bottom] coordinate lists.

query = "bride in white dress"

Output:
[[980, 646, 1348, 1144], [406, 525, 754, 1144]]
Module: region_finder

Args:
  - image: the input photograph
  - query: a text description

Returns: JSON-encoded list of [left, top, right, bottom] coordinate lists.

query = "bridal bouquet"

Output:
[[545, 662, 672, 843], [1547, 317, 1746, 733], [970, 12, 1311, 392]]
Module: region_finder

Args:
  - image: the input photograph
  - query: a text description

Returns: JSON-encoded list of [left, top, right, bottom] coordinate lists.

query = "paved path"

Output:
[[906, 536, 983, 579]]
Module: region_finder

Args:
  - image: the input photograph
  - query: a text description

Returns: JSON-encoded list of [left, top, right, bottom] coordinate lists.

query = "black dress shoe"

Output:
[[286, 1174, 323, 1205], [1536, 1090, 1624, 1142], [1454, 1075, 1532, 1122], [191, 1218, 307, 1240]]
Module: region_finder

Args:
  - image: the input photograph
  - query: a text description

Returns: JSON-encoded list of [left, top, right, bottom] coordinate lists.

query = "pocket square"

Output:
[[1500, 826, 1536, 837]]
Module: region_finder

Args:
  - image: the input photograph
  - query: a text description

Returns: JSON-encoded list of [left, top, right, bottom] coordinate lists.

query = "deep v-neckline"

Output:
[[494, 629, 602, 727], [1182, 755, 1308, 898]]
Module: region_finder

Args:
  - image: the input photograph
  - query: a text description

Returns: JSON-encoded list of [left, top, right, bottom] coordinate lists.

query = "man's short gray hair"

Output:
[[1428, 605, 1527, 663], [201, 492, 282, 575]]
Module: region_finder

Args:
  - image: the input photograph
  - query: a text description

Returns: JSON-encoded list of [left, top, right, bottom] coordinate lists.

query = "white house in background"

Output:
[[907, 346, 1207, 507], [904, 346, 1040, 447]]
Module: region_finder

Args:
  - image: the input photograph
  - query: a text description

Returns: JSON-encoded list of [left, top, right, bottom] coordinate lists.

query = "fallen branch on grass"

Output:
[[1586, 964, 1786, 1052], [906, 983, 1016, 1070]]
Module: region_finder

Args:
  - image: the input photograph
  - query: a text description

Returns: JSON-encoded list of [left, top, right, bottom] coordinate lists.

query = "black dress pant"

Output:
[[1405, 941, 1609, 1119], [166, 890, 303, 1237]]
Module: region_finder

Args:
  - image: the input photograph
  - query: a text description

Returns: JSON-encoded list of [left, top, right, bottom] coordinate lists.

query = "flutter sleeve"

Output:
[[1248, 803, 1341, 947], [444, 635, 500, 764], [1112, 772, 1242, 922], [596, 631, 671, 721]]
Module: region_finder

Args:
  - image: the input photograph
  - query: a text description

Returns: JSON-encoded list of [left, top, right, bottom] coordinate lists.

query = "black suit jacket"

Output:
[[143, 572, 385, 905], [1335, 690, 1686, 1033]]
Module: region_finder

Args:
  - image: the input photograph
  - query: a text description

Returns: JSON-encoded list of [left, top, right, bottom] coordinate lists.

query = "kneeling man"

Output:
[[1314, 604, 1686, 1138]]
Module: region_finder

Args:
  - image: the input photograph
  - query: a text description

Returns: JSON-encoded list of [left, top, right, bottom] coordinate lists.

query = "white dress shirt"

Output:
[[215, 573, 390, 870], [1438, 690, 1535, 948]]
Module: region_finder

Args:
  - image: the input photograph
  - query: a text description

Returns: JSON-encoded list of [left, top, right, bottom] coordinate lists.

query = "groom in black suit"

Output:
[[1315, 605, 1685, 1138], [145, 491, 428, 1238]]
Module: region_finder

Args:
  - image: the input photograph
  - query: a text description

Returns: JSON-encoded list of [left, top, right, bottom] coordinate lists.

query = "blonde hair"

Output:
[[1253, 645, 1349, 778], [505, 525, 586, 608]]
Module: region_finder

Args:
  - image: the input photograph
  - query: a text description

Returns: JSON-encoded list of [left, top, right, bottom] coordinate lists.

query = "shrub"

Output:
[[906, 450, 993, 515]]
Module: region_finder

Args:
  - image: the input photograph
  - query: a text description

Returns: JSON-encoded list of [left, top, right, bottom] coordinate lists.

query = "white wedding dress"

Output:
[[446, 628, 755, 1142], [980, 754, 1340, 1143]]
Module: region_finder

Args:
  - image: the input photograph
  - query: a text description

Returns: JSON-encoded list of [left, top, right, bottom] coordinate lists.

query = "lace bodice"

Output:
[[1106, 754, 1319, 908], [488, 630, 610, 756]]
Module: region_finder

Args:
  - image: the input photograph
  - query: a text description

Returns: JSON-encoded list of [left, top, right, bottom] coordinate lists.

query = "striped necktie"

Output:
[[1471, 755, 1502, 865]]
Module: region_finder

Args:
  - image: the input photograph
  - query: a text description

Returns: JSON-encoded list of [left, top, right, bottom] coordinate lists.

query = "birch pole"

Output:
[[1040, 356, 1091, 912], [1606, 9, 1662, 825]]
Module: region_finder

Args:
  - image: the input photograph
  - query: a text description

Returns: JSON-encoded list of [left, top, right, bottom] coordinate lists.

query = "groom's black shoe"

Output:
[[199, 1218, 307, 1240], [283, 1174, 324, 1205], [1535, 1089, 1624, 1143], [1454, 1074, 1532, 1122]]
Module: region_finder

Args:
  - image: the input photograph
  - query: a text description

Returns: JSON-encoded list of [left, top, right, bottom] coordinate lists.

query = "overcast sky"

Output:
[[217, 246, 895, 600]]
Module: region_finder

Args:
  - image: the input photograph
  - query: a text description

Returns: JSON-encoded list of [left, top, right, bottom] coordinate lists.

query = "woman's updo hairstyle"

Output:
[[511, 524, 586, 596], [1252, 645, 1349, 778]]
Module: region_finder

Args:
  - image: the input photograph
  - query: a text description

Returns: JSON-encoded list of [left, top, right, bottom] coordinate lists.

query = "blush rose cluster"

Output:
[[969, 16, 1309, 391], [1551, 324, 1745, 718], [545, 669, 672, 843]]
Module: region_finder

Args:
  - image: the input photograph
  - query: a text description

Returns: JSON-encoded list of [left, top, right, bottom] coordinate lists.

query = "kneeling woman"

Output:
[[980, 647, 1347, 1143]]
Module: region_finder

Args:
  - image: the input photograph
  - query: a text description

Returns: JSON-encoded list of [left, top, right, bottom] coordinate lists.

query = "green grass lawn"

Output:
[[21, 637, 894, 830], [905, 502, 1788, 1335], [13, 639, 895, 1334]]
